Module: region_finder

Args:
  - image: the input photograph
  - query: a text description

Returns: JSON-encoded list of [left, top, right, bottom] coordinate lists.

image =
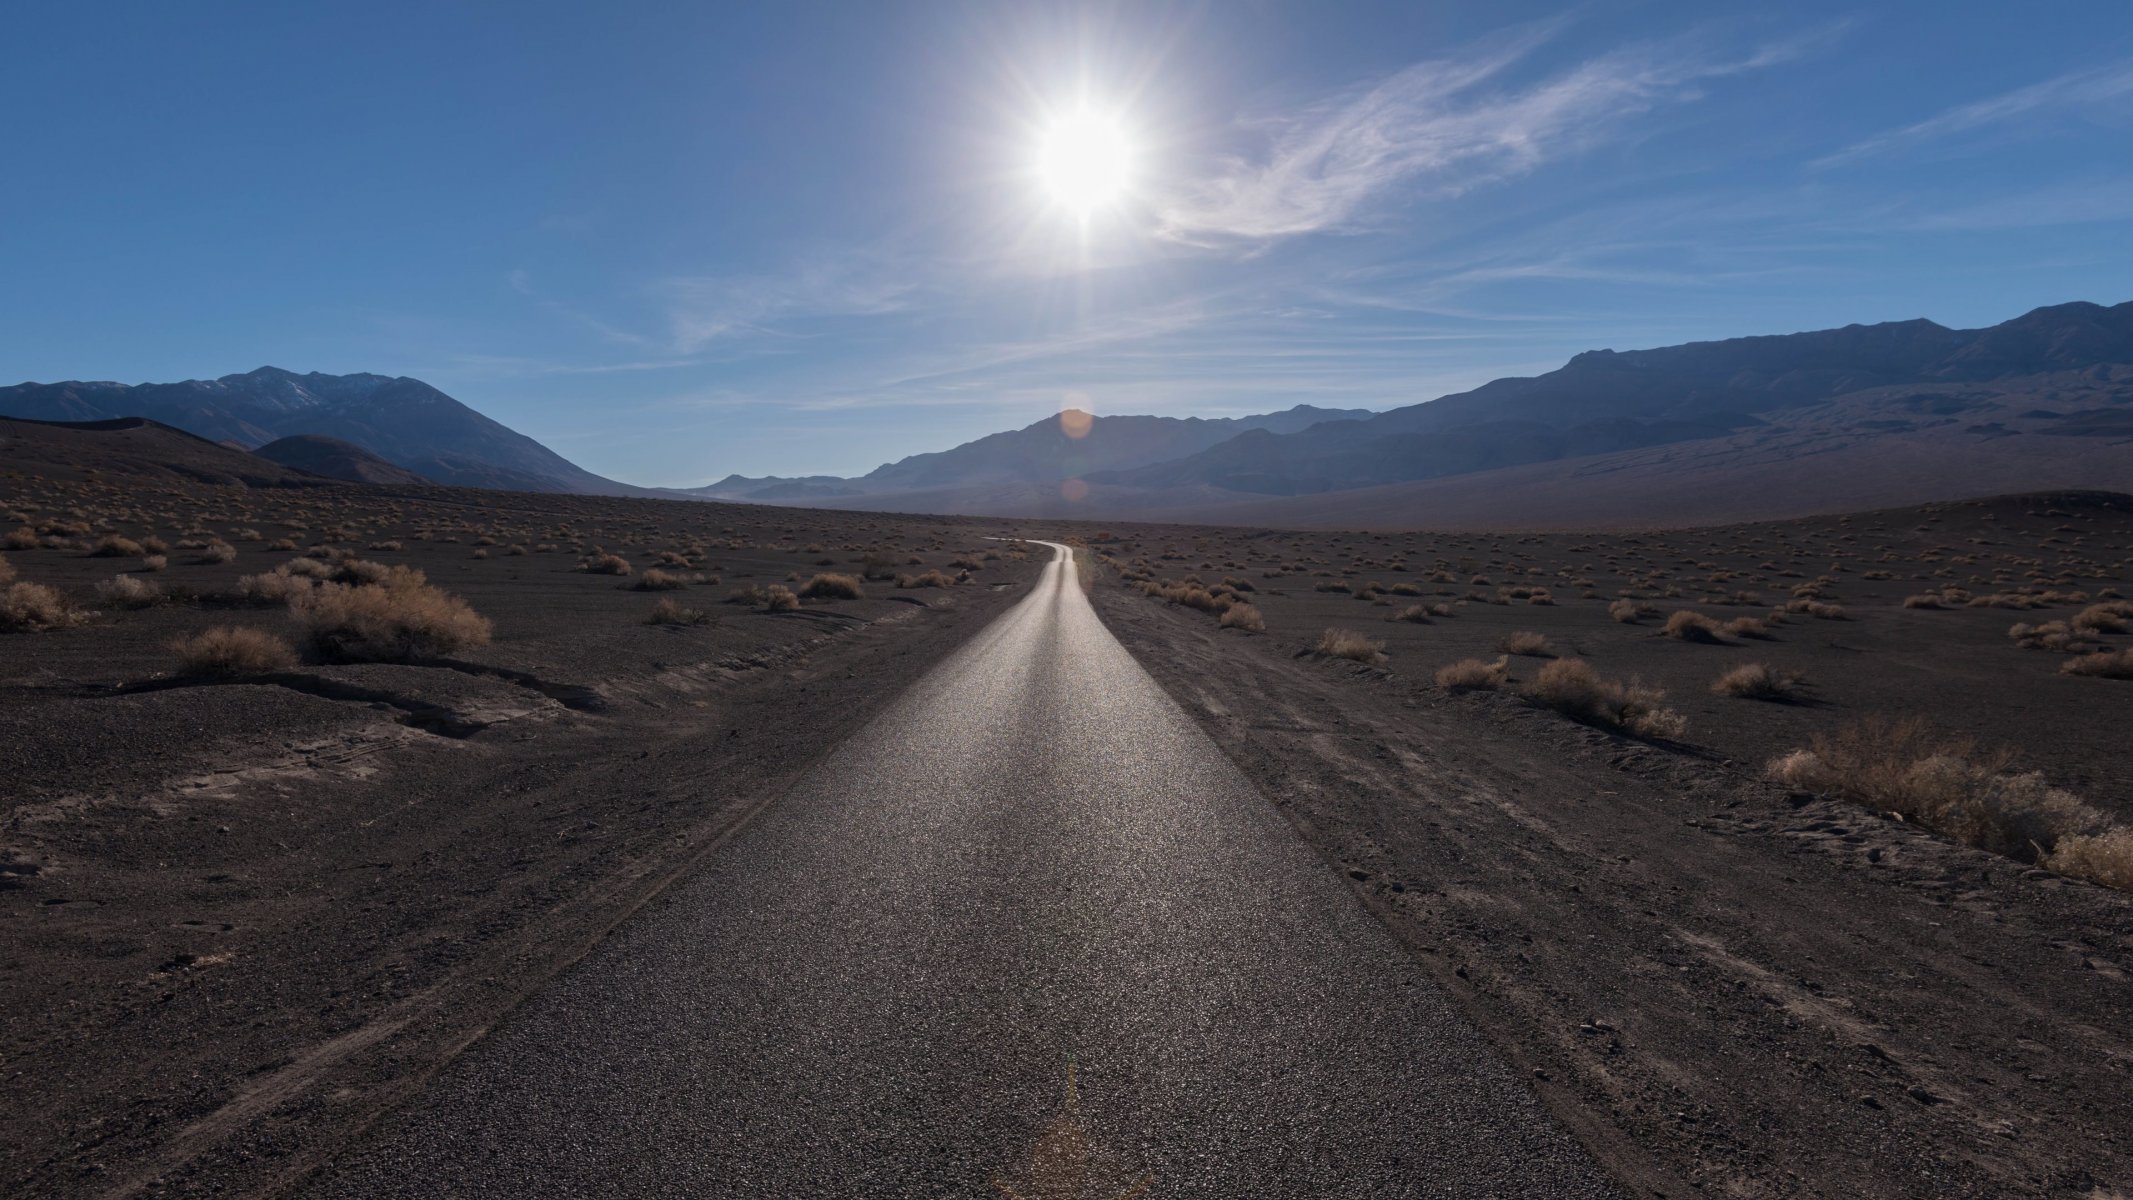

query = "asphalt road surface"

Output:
[[306, 542, 1612, 1198]]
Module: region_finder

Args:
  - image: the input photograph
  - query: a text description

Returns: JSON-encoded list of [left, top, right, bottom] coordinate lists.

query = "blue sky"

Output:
[[5, 1, 2131, 485]]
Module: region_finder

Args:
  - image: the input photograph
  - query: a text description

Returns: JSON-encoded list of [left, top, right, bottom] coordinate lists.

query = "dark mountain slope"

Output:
[[0, 416, 337, 488], [1095, 301, 2133, 495], [0, 367, 644, 495], [253, 435, 432, 486]]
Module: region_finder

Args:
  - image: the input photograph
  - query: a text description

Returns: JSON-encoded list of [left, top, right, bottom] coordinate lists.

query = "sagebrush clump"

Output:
[[1524, 658, 1686, 739], [170, 626, 298, 676], [289, 565, 492, 661]]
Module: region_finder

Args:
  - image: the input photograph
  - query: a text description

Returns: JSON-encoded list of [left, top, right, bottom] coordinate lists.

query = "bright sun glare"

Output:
[[1036, 108, 1133, 215]]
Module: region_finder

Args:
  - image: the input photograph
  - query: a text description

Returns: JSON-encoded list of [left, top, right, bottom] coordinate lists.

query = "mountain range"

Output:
[[0, 367, 641, 494], [4, 300, 2128, 528]]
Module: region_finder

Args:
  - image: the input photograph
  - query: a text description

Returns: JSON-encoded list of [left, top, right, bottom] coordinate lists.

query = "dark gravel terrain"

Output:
[[0, 464, 1045, 1198]]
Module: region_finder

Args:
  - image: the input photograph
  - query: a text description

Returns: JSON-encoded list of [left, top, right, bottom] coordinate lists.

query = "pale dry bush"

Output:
[[2071, 601, 2133, 634], [2048, 829, 2133, 891], [2061, 648, 2133, 679], [2, 527, 37, 551], [1315, 627, 1385, 664], [1498, 630, 1552, 656], [1722, 616, 1773, 640], [170, 626, 297, 676], [141, 554, 168, 572], [1387, 604, 1433, 624], [2008, 621, 2088, 652], [95, 574, 162, 609], [578, 552, 632, 576], [631, 568, 690, 591], [1609, 598, 1656, 624], [896, 569, 955, 589], [1524, 658, 1686, 739], [237, 568, 317, 604], [645, 597, 713, 626], [1785, 598, 1846, 620], [0, 582, 82, 631], [1218, 602, 1265, 632], [1765, 717, 2110, 863], [1712, 662, 1806, 700], [1435, 656, 1509, 691], [798, 573, 864, 600], [197, 541, 237, 564], [92, 534, 144, 557], [290, 567, 492, 661], [1663, 610, 1725, 643]]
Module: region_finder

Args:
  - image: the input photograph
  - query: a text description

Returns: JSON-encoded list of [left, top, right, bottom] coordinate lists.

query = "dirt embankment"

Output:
[[1092, 582, 2133, 1199]]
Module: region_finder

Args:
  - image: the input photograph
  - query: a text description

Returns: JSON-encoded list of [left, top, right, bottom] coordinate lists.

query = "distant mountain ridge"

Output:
[[686, 404, 1371, 501], [1090, 301, 2133, 495], [253, 434, 432, 486], [0, 367, 641, 494]]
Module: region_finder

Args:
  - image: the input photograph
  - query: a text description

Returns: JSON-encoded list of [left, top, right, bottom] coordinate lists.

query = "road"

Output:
[[306, 542, 1612, 1198]]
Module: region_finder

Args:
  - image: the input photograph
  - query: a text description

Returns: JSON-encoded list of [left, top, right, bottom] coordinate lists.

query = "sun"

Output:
[[1035, 108, 1133, 215]]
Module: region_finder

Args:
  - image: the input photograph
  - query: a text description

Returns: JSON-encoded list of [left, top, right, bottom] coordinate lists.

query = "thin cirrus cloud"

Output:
[[663, 258, 920, 353], [1153, 25, 1823, 246], [1813, 59, 2133, 169]]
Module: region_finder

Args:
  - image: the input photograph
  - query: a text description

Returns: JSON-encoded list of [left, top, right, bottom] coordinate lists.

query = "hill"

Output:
[[252, 434, 432, 485], [0, 367, 643, 495], [0, 416, 340, 488]]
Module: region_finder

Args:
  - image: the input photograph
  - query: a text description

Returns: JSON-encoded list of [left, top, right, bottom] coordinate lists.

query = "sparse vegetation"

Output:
[[170, 626, 298, 676], [289, 566, 492, 661], [1766, 717, 2116, 868], [1712, 662, 1806, 700], [2061, 648, 2133, 679], [1218, 602, 1265, 632], [1524, 658, 1686, 739], [631, 568, 690, 591], [1497, 630, 1553, 656], [896, 569, 956, 589], [645, 597, 714, 626], [0, 582, 82, 631], [1663, 610, 1725, 643], [1314, 627, 1384, 664], [579, 552, 632, 576], [1435, 656, 1509, 691], [95, 574, 163, 609], [799, 572, 864, 600]]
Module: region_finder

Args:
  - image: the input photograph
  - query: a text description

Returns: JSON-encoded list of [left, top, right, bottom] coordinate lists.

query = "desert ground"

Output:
[[3, 430, 2131, 1197]]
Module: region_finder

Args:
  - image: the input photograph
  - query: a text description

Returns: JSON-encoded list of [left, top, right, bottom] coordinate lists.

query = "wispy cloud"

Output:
[[663, 255, 919, 352], [1154, 24, 1821, 246], [1814, 59, 2133, 169]]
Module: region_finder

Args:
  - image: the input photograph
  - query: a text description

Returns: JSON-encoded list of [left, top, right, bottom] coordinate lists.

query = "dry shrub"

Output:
[[1713, 662, 1806, 700], [2048, 829, 2133, 891], [0, 582, 82, 631], [579, 552, 632, 576], [645, 597, 713, 626], [2071, 602, 2133, 634], [170, 626, 297, 676], [1387, 604, 1433, 624], [1435, 656, 1509, 691], [1218, 602, 1265, 632], [141, 554, 168, 572], [1663, 610, 1725, 643], [1765, 717, 2109, 862], [799, 573, 864, 600], [761, 584, 799, 612], [1315, 627, 1385, 664], [1902, 593, 1945, 609], [1498, 630, 1552, 656], [1609, 598, 1656, 624], [1785, 598, 1846, 620], [2061, 648, 2133, 679], [236, 568, 316, 604], [95, 574, 162, 610], [2008, 621, 2088, 652], [631, 568, 690, 591], [290, 567, 492, 661], [197, 541, 237, 564], [1722, 616, 1773, 640], [2, 527, 37, 551], [92, 534, 144, 557], [896, 569, 955, 589], [1524, 658, 1686, 739]]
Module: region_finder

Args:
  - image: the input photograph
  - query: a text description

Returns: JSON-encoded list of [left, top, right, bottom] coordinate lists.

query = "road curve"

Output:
[[306, 542, 1612, 1198]]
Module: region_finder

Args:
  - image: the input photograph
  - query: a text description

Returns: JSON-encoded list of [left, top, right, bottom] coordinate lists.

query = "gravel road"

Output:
[[304, 542, 1611, 1198]]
